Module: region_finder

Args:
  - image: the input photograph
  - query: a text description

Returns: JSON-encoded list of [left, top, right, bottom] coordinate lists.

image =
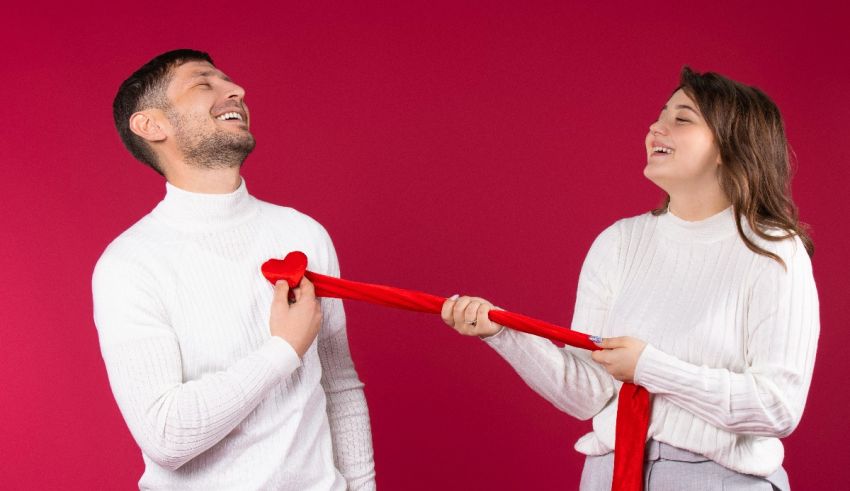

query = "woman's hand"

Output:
[[441, 295, 503, 338], [590, 336, 647, 383]]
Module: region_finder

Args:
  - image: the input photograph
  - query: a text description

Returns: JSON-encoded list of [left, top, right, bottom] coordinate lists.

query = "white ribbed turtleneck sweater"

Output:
[[92, 179, 375, 490], [484, 207, 819, 476]]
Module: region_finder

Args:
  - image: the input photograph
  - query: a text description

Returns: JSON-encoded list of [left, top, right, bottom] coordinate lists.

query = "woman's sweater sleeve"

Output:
[[92, 251, 301, 471], [483, 224, 620, 420], [634, 236, 820, 437]]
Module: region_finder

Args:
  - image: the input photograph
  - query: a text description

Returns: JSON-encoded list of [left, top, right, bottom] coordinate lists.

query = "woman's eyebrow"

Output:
[[661, 104, 700, 116]]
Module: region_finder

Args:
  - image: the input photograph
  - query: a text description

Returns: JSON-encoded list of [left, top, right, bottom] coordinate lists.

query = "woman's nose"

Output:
[[649, 120, 667, 135]]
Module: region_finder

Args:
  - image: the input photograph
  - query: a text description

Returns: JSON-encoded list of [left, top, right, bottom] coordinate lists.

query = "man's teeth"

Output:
[[652, 146, 673, 154], [216, 112, 244, 121]]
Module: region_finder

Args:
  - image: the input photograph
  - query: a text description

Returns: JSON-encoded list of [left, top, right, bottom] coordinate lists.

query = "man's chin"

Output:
[[228, 129, 255, 148], [236, 136, 256, 155], [181, 139, 256, 169], [219, 131, 256, 156], [230, 137, 256, 165]]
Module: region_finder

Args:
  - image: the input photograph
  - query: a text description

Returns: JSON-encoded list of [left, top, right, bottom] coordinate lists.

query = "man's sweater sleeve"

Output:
[[92, 250, 301, 471], [482, 224, 620, 420], [634, 236, 820, 437], [315, 230, 376, 490]]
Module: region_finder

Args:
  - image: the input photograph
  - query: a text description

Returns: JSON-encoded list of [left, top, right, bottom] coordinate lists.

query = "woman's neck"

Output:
[[667, 192, 732, 221]]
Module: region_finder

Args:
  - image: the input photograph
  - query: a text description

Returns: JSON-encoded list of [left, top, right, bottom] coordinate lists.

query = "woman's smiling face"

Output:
[[644, 89, 722, 194]]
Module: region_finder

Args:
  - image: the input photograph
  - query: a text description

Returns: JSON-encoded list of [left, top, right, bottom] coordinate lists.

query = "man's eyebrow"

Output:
[[187, 70, 233, 83]]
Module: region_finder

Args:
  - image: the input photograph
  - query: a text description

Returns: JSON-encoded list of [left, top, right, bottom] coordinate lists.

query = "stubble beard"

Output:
[[169, 109, 256, 170]]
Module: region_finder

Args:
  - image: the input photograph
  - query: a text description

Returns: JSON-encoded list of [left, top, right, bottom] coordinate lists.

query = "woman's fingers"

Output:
[[442, 295, 502, 337], [589, 336, 646, 383], [450, 296, 467, 328], [440, 295, 458, 326], [464, 301, 481, 327]]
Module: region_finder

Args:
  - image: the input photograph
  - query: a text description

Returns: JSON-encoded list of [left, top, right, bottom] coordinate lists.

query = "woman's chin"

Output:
[[643, 164, 671, 191], [643, 162, 660, 181]]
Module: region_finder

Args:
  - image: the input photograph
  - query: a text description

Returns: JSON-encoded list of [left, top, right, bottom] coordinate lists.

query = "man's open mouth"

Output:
[[216, 112, 244, 122]]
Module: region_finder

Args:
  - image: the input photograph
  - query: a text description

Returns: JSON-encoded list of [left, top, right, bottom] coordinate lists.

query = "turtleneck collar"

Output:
[[656, 206, 739, 243], [151, 177, 259, 232]]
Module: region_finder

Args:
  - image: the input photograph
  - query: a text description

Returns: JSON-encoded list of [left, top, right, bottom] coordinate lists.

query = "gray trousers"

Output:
[[579, 441, 790, 491]]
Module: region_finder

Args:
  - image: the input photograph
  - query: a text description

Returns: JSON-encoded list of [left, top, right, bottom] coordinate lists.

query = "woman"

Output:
[[441, 67, 818, 490]]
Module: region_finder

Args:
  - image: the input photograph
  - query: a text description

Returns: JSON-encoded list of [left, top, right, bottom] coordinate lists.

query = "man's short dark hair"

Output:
[[113, 49, 213, 175]]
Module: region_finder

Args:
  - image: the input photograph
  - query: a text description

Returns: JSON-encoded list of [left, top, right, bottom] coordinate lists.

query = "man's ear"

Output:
[[129, 109, 168, 143]]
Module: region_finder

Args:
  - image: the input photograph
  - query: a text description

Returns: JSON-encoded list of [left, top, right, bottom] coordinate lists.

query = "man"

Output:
[[93, 49, 375, 489]]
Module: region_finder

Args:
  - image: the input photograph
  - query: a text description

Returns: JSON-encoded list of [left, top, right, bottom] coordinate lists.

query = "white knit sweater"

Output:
[[484, 207, 819, 476], [92, 179, 375, 490]]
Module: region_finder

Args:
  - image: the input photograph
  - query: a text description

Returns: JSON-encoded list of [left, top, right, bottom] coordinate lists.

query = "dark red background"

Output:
[[3, 1, 848, 488]]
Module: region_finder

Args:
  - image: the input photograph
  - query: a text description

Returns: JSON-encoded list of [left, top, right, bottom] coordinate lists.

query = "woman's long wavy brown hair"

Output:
[[652, 66, 814, 267]]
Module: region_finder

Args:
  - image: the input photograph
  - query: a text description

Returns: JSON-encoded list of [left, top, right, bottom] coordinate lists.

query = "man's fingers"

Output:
[[299, 277, 316, 299], [287, 277, 316, 304], [273, 280, 291, 309]]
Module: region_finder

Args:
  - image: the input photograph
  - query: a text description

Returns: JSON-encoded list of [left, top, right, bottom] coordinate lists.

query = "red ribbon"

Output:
[[263, 251, 650, 491]]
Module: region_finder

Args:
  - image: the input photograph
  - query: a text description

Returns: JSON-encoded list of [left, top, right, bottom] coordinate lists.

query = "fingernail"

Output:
[[449, 294, 459, 300], [588, 335, 603, 344]]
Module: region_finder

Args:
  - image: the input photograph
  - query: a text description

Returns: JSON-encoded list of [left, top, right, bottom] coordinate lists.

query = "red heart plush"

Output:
[[261, 251, 308, 288]]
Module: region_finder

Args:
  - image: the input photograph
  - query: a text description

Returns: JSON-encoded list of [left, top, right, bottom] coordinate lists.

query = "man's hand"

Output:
[[270, 277, 323, 358], [590, 336, 647, 383]]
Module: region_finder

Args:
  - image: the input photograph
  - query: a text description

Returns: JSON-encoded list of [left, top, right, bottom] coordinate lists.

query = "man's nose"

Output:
[[224, 80, 246, 100]]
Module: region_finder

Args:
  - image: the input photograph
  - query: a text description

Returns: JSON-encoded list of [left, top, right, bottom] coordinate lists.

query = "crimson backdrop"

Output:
[[3, 1, 848, 489]]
